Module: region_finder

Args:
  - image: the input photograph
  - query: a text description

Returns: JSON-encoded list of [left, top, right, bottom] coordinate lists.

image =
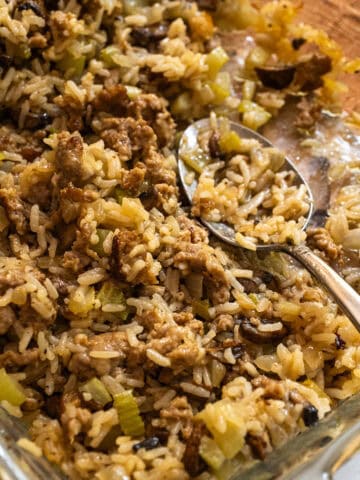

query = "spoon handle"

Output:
[[285, 244, 360, 331]]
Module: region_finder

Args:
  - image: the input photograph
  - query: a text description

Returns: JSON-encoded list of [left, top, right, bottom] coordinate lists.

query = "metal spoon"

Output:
[[178, 118, 360, 330]]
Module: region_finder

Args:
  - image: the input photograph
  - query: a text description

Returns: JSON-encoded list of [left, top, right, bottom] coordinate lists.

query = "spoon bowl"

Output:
[[178, 118, 314, 250], [178, 118, 360, 330]]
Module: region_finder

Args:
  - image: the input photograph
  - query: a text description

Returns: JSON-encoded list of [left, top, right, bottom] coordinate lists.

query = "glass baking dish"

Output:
[[1, 390, 360, 480]]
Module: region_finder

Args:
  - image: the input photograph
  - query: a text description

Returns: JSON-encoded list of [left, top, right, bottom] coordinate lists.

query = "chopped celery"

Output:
[[114, 390, 145, 437], [218, 130, 243, 154], [200, 436, 226, 470], [238, 100, 271, 130], [92, 228, 111, 256], [242, 80, 256, 101], [113, 186, 127, 204], [100, 46, 120, 68], [197, 399, 245, 458], [57, 52, 86, 78], [97, 281, 129, 321], [15, 44, 31, 60], [245, 46, 269, 72], [171, 92, 192, 117], [0, 368, 26, 406], [302, 379, 330, 401], [192, 299, 211, 321], [208, 72, 231, 104], [248, 293, 258, 305], [206, 47, 229, 80], [125, 85, 142, 100], [80, 378, 112, 407], [210, 359, 226, 388], [181, 149, 209, 174]]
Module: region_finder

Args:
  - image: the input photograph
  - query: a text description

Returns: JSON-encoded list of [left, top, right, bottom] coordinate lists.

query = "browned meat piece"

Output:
[[0, 127, 44, 162], [174, 311, 195, 325], [87, 331, 144, 372], [153, 183, 178, 213], [216, 313, 234, 332], [62, 250, 91, 273], [295, 95, 322, 130], [0, 268, 25, 290], [177, 215, 208, 244], [246, 431, 271, 460], [130, 23, 168, 51], [93, 87, 175, 148], [17, 0, 46, 18], [0, 306, 15, 334], [50, 11, 77, 42], [0, 262, 45, 298], [54, 94, 84, 132], [168, 340, 202, 368], [19, 159, 54, 209], [60, 391, 91, 443], [145, 148, 176, 185], [174, 242, 228, 285], [28, 32, 47, 48], [99, 122, 132, 161], [294, 54, 332, 91], [93, 85, 130, 116], [148, 323, 202, 369], [112, 229, 159, 285], [191, 196, 216, 217], [0, 348, 39, 367], [0, 188, 28, 235], [88, 331, 129, 354], [252, 375, 286, 399], [96, 117, 156, 161], [55, 132, 84, 185], [121, 164, 147, 195], [182, 422, 206, 477], [161, 396, 193, 421], [307, 227, 341, 260], [18, 302, 56, 330], [207, 282, 230, 305], [29, 416, 68, 464], [131, 94, 175, 147], [19, 144, 44, 161], [60, 186, 98, 203]]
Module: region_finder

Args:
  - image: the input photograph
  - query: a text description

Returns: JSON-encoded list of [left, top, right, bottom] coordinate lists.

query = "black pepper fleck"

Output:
[[132, 436, 160, 452], [302, 403, 319, 426]]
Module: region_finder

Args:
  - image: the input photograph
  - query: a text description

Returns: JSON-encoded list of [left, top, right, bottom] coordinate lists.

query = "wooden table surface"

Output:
[[296, 0, 360, 110], [254, 0, 360, 110]]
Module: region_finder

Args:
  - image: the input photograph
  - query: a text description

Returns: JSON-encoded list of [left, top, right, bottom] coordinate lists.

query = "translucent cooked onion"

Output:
[[343, 228, 360, 250]]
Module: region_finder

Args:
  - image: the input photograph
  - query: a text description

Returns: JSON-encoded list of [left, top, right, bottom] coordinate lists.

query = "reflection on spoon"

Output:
[[178, 118, 360, 331]]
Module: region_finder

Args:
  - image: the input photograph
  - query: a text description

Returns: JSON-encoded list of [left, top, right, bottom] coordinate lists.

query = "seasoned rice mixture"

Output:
[[187, 116, 311, 249], [0, 0, 359, 479]]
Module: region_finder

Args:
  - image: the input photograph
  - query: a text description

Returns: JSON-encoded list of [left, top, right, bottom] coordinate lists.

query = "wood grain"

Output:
[[254, 0, 360, 109], [295, 0, 360, 110]]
